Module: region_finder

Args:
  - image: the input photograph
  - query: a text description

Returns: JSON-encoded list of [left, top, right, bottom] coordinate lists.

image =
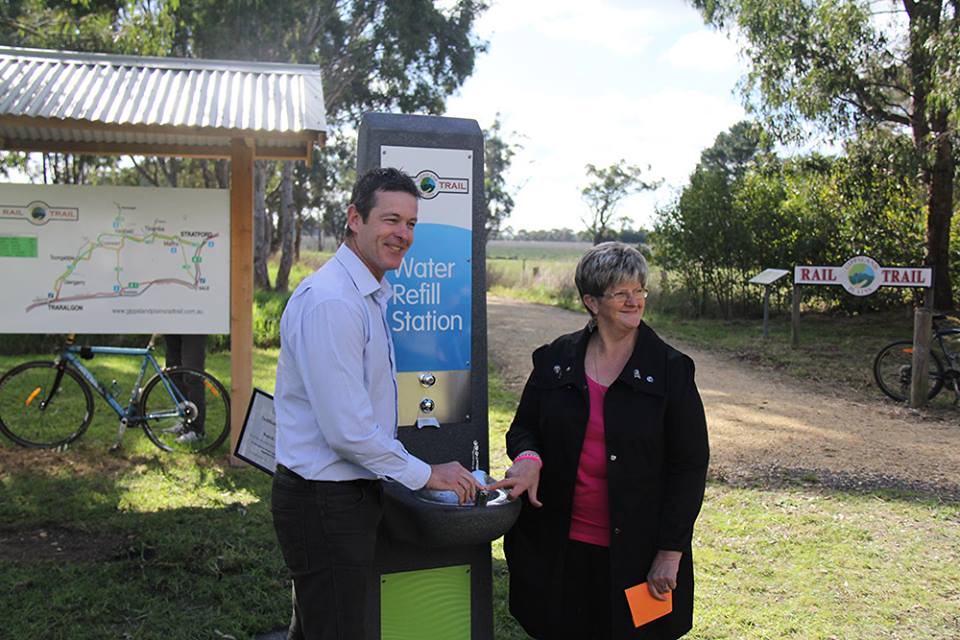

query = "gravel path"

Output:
[[487, 296, 960, 500]]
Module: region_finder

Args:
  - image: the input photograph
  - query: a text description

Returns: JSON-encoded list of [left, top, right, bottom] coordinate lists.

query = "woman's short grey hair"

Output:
[[574, 242, 648, 310]]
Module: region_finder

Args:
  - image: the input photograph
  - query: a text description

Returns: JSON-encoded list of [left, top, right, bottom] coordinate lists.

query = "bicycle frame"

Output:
[[57, 345, 187, 426], [932, 328, 960, 372]]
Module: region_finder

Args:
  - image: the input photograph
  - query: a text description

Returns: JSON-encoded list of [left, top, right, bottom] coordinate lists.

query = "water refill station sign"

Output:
[[356, 113, 509, 640]]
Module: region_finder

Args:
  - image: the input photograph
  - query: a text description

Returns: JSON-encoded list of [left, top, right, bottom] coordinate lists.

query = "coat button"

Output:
[[614, 527, 621, 535], [609, 454, 617, 461]]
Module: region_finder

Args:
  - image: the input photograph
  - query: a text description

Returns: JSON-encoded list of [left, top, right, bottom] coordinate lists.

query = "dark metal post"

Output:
[[762, 285, 771, 339]]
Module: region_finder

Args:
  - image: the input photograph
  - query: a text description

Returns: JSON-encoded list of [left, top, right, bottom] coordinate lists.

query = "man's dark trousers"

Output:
[[271, 464, 383, 640]]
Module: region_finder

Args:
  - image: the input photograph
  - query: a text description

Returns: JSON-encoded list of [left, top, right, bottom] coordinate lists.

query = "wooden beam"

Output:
[[0, 114, 319, 145], [229, 137, 255, 464], [2, 139, 232, 159], [1, 138, 314, 161]]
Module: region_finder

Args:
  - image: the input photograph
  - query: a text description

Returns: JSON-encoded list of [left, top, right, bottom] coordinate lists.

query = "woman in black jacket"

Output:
[[494, 242, 709, 639]]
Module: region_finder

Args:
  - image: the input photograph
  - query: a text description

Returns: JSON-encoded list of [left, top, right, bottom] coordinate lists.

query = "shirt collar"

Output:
[[335, 243, 393, 301]]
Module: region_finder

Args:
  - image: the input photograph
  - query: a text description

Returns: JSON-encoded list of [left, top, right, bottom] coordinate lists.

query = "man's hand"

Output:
[[486, 458, 542, 507], [425, 461, 482, 504], [646, 550, 682, 601]]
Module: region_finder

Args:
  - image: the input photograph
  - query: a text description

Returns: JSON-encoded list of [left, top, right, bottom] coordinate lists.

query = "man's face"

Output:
[[346, 189, 418, 280]]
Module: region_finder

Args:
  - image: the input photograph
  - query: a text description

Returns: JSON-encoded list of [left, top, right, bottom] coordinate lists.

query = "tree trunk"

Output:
[[253, 161, 271, 289], [926, 132, 955, 309], [295, 213, 302, 261], [275, 162, 296, 293], [216, 159, 230, 189]]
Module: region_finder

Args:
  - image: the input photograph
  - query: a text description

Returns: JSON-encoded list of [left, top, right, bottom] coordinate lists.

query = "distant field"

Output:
[[486, 240, 591, 261]]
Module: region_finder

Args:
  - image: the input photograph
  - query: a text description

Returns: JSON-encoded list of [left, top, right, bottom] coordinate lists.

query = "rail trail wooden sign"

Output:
[[791, 255, 934, 409], [794, 256, 932, 296]]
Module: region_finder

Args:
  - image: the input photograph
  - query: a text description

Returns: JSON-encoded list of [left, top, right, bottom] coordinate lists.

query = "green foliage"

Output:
[[0, 0, 178, 54], [0, 0, 489, 296], [483, 114, 521, 241], [581, 161, 661, 245], [690, 0, 960, 308], [655, 121, 933, 317]]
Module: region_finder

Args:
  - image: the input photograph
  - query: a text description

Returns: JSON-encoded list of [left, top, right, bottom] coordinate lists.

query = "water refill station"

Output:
[[356, 113, 519, 639]]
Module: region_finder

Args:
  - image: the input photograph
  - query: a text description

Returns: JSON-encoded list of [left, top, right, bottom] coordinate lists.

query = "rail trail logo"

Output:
[[0, 200, 79, 226], [841, 255, 882, 296], [414, 170, 469, 200]]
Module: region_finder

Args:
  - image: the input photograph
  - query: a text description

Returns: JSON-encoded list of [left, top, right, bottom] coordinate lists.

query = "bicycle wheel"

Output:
[[139, 367, 230, 454], [872, 340, 945, 402], [0, 361, 94, 448]]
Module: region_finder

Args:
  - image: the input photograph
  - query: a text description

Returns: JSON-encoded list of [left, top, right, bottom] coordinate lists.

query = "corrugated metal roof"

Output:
[[0, 46, 326, 158]]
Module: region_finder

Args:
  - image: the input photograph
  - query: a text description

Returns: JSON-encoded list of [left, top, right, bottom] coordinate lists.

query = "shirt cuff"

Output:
[[393, 455, 432, 490]]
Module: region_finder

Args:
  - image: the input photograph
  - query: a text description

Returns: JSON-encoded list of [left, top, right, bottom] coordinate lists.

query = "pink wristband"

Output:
[[514, 454, 542, 467]]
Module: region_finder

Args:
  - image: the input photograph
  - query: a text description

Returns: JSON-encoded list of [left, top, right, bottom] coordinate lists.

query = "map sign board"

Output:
[[0, 184, 229, 334]]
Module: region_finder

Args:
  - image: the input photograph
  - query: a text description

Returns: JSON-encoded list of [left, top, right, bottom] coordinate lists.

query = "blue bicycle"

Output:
[[0, 334, 229, 454]]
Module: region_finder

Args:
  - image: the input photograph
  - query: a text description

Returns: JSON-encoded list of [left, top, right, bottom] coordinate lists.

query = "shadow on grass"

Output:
[[0, 454, 288, 640]]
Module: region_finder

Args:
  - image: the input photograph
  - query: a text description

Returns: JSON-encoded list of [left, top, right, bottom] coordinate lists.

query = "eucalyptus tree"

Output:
[[580, 161, 660, 245], [692, 0, 960, 308], [483, 114, 522, 242], [174, 0, 488, 290], [1, 0, 488, 291]]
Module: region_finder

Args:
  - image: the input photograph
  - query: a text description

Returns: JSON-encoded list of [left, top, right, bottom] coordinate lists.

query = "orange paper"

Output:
[[624, 582, 673, 628]]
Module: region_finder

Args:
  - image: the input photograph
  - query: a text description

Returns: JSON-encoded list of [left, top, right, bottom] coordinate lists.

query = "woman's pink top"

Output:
[[568, 375, 610, 547]]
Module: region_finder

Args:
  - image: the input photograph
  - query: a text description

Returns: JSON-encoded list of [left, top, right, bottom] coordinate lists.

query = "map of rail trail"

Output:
[[0, 184, 229, 334]]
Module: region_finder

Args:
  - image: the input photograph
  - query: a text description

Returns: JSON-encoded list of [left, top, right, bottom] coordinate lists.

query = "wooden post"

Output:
[[909, 289, 934, 408], [229, 138, 255, 461], [790, 285, 800, 348]]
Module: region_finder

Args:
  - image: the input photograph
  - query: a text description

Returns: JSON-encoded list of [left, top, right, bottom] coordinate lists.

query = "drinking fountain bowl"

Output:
[[381, 471, 521, 548]]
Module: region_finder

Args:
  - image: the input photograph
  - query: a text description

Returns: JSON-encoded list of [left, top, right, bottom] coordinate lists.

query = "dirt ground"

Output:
[[486, 296, 960, 500]]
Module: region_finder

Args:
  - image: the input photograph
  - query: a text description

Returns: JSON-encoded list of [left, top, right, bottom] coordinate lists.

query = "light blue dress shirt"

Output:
[[274, 243, 432, 489]]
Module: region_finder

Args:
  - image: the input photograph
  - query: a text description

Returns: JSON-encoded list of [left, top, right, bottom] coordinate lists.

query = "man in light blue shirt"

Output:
[[271, 167, 480, 640]]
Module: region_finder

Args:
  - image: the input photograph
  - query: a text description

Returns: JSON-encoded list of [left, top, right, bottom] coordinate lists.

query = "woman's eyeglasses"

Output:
[[600, 287, 648, 304]]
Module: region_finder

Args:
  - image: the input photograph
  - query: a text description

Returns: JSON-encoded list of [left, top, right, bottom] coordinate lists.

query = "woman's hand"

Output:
[[646, 550, 681, 601], [486, 458, 543, 507]]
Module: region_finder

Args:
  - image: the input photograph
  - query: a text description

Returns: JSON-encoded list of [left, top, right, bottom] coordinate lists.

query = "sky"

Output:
[[444, 0, 749, 233]]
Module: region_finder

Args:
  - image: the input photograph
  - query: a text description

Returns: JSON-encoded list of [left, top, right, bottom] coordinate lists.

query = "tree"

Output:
[[655, 122, 929, 317], [691, 0, 960, 308], [483, 114, 522, 242], [580, 161, 660, 245], [3, 1, 489, 291], [175, 0, 488, 289]]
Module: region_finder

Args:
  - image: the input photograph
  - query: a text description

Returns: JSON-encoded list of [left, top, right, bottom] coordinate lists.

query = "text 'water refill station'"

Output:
[[357, 113, 518, 640]]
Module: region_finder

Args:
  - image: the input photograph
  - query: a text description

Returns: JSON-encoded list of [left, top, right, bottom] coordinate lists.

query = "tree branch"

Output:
[[130, 157, 160, 187]]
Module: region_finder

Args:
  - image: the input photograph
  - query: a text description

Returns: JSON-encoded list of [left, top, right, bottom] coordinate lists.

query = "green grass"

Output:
[[2, 349, 959, 639], [487, 240, 591, 261], [266, 249, 332, 291]]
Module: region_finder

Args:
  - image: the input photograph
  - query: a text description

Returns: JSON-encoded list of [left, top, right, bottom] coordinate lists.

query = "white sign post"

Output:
[[748, 268, 790, 338]]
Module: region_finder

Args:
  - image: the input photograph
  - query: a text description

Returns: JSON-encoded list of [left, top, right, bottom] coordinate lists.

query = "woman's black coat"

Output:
[[504, 322, 709, 639]]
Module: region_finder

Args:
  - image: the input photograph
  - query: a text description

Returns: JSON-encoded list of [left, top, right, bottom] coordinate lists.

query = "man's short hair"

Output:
[[346, 168, 420, 235]]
